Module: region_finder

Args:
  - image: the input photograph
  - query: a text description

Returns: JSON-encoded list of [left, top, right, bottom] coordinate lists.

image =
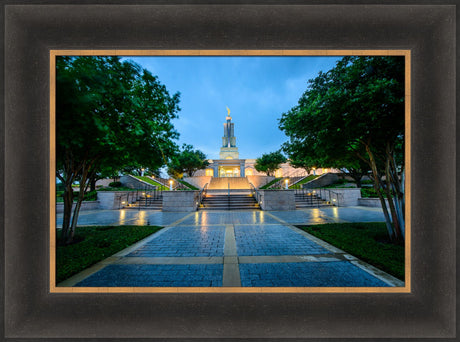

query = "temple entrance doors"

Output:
[[219, 166, 240, 177]]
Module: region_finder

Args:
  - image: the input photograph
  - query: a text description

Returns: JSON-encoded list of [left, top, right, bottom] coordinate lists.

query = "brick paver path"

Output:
[[57, 208, 404, 288]]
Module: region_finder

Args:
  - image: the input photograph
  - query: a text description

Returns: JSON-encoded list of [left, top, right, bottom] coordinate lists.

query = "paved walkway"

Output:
[[57, 207, 404, 288]]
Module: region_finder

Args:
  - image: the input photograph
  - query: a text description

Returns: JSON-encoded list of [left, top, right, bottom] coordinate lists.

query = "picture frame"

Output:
[[2, 2, 456, 340]]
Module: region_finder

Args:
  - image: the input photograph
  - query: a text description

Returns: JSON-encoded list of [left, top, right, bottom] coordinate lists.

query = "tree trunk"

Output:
[[68, 159, 96, 244], [365, 145, 395, 241], [60, 183, 74, 245], [90, 177, 97, 192], [348, 168, 364, 188], [384, 156, 403, 242]]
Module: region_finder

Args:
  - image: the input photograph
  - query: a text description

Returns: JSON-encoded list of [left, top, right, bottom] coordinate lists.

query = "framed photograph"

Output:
[[3, 2, 456, 340]]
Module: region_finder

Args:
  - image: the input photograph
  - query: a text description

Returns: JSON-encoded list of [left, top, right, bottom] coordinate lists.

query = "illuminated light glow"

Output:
[[136, 210, 147, 225]]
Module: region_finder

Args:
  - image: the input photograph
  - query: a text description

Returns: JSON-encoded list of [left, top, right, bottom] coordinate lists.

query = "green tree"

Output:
[[167, 144, 209, 178], [279, 56, 405, 243], [254, 151, 287, 176], [56, 56, 180, 244]]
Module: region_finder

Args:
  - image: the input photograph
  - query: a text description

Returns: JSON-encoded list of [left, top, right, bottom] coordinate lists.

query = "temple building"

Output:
[[206, 109, 246, 177], [197, 109, 336, 178]]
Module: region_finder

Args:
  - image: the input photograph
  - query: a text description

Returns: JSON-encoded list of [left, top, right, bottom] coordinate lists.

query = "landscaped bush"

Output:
[[108, 181, 122, 187], [360, 187, 385, 198], [98, 186, 136, 191], [56, 225, 162, 283], [83, 190, 97, 201], [56, 190, 98, 202]]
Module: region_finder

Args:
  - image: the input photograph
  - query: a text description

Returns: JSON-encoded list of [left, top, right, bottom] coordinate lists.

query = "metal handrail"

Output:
[[308, 187, 343, 207], [249, 182, 262, 205], [198, 183, 208, 207], [268, 168, 312, 189]]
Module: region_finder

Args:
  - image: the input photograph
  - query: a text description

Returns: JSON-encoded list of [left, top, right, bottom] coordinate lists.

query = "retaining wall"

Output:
[[259, 189, 295, 211], [303, 172, 339, 188], [247, 175, 274, 189], [358, 197, 390, 208], [56, 201, 99, 213], [162, 191, 200, 212], [183, 176, 212, 189]]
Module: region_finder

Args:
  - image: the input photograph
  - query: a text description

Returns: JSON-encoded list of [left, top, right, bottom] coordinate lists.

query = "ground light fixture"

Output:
[[285, 179, 289, 189], [169, 180, 173, 191]]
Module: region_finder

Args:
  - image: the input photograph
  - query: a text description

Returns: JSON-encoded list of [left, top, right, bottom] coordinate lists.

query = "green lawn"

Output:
[[56, 225, 162, 283], [288, 175, 319, 189], [259, 177, 283, 189], [297, 222, 405, 280], [178, 179, 199, 190], [135, 175, 169, 190]]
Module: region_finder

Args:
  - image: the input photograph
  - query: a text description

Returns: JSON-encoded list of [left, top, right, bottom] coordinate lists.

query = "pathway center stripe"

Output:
[[224, 224, 237, 256], [223, 224, 241, 287]]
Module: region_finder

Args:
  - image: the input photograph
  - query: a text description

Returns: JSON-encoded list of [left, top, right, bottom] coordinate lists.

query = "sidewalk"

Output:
[[57, 208, 403, 288]]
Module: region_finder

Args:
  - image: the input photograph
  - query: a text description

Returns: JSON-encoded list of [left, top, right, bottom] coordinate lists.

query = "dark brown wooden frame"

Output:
[[2, 2, 456, 340]]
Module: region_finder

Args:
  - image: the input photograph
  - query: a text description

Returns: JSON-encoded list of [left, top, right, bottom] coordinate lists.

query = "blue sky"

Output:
[[126, 56, 341, 160]]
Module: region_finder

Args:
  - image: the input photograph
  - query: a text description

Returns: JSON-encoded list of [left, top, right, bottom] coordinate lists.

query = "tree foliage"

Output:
[[254, 151, 287, 176], [167, 144, 209, 178], [279, 56, 405, 242], [56, 56, 180, 244]]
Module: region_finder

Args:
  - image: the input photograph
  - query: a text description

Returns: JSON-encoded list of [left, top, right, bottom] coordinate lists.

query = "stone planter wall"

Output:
[[358, 197, 390, 208], [56, 201, 99, 213], [162, 190, 200, 212], [259, 189, 295, 211]]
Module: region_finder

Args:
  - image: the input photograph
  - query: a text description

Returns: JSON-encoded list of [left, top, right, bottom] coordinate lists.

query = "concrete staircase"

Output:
[[200, 193, 260, 210], [295, 193, 332, 208], [124, 195, 162, 210]]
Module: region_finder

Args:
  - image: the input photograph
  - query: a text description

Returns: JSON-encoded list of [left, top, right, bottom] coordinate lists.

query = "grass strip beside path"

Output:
[[136, 175, 169, 190], [297, 222, 404, 280], [260, 178, 282, 189], [178, 179, 199, 190], [56, 225, 162, 283], [288, 175, 319, 189]]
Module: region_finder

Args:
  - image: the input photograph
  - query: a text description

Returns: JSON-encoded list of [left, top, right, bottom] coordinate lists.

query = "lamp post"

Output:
[[169, 180, 173, 191], [285, 179, 289, 189], [312, 167, 316, 175]]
